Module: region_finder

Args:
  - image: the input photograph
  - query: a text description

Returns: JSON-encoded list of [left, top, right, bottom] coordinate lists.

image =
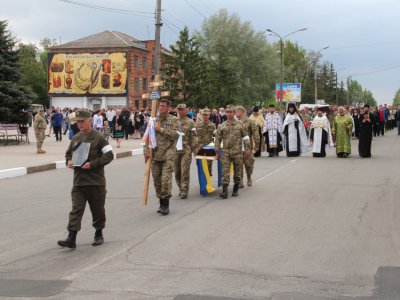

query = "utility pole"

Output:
[[346, 76, 351, 107], [154, 0, 162, 80], [335, 72, 338, 107]]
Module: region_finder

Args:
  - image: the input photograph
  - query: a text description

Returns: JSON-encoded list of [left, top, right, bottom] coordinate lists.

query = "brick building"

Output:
[[48, 30, 170, 110]]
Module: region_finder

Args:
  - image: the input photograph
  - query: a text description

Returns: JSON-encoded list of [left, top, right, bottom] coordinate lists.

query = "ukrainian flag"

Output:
[[196, 144, 223, 196]]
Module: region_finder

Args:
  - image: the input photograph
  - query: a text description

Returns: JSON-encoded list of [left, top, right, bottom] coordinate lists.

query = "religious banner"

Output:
[[48, 52, 128, 95]]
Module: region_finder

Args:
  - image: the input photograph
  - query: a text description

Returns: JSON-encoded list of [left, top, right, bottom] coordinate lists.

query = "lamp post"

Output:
[[314, 46, 329, 104], [335, 67, 347, 106], [266, 28, 308, 112]]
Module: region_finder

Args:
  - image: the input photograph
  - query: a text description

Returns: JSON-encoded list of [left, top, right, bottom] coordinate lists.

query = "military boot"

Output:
[[247, 175, 253, 187], [157, 198, 163, 213], [238, 182, 244, 189], [160, 198, 169, 216], [232, 183, 239, 197], [92, 230, 104, 246], [220, 185, 228, 199], [57, 230, 77, 248]]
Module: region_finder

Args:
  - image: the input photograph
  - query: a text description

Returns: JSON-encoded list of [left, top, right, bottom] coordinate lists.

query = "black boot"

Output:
[[160, 198, 169, 215], [232, 183, 239, 197], [220, 184, 228, 199], [92, 230, 104, 246], [57, 230, 77, 248], [157, 198, 163, 213]]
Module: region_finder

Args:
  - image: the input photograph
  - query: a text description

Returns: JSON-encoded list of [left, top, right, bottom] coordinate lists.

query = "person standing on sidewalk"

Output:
[[52, 108, 63, 141], [33, 110, 47, 154], [57, 110, 114, 249]]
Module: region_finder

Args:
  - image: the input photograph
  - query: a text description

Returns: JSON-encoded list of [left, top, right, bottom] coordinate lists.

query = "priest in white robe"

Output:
[[309, 107, 334, 157], [282, 103, 308, 157], [263, 104, 283, 157]]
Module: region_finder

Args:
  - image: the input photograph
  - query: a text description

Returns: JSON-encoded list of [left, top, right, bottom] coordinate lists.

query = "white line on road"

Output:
[[255, 157, 300, 184]]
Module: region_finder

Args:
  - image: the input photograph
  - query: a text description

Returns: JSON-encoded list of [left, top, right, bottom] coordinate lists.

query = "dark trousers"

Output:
[[53, 125, 62, 141], [397, 121, 400, 135], [378, 122, 385, 136], [67, 186, 106, 232]]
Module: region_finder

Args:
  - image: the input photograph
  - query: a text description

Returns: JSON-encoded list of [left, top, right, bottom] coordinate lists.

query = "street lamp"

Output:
[[314, 46, 329, 104], [266, 27, 308, 112], [335, 67, 347, 106]]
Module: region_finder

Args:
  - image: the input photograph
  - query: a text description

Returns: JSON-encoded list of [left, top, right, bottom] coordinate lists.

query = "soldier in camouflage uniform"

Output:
[[144, 99, 179, 215], [174, 103, 196, 199], [215, 105, 251, 198], [33, 110, 47, 154], [195, 108, 216, 176], [235, 106, 260, 187]]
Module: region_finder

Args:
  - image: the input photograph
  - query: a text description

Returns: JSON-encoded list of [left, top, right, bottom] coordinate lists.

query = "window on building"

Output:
[[134, 78, 139, 91], [142, 78, 147, 90], [143, 100, 147, 109], [135, 100, 139, 109], [134, 56, 139, 68], [142, 57, 147, 69]]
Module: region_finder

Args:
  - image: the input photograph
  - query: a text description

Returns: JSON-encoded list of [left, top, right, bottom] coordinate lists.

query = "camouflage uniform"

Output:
[[150, 113, 179, 200], [238, 112, 259, 185], [215, 109, 250, 187], [174, 105, 196, 198], [195, 111, 216, 176], [33, 113, 47, 153]]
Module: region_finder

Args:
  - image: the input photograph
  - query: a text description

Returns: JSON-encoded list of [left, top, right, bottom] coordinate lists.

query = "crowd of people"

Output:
[[54, 100, 398, 248]]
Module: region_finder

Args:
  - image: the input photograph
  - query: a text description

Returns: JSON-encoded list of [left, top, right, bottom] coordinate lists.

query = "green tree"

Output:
[[393, 88, 400, 106], [196, 9, 278, 108], [0, 20, 35, 123], [163, 26, 208, 108], [18, 43, 49, 106]]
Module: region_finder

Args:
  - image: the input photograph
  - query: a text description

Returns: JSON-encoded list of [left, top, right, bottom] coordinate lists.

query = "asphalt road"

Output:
[[1, 131, 400, 300]]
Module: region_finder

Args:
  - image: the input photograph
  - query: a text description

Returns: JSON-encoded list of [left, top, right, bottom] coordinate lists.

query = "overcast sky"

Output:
[[2, 0, 400, 104]]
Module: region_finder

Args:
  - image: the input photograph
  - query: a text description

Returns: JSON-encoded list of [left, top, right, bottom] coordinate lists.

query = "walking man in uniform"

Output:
[[144, 99, 179, 215], [195, 108, 216, 176], [34, 110, 47, 154], [58, 110, 114, 249], [215, 105, 251, 198], [174, 104, 196, 199], [235, 106, 259, 187]]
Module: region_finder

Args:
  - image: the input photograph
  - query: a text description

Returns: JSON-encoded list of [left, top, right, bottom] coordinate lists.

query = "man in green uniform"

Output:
[[235, 106, 259, 187], [195, 108, 216, 176], [174, 104, 196, 199], [58, 110, 114, 249], [144, 99, 179, 215], [332, 106, 353, 158], [33, 110, 47, 154], [215, 105, 251, 198]]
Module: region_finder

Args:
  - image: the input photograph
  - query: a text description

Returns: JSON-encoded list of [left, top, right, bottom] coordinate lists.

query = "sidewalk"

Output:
[[0, 128, 143, 179]]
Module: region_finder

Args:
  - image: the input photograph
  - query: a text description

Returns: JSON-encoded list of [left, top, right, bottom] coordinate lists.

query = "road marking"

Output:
[[255, 157, 300, 184]]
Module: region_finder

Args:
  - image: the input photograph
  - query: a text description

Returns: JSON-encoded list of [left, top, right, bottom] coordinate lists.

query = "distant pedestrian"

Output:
[[51, 109, 63, 141], [33, 110, 47, 154], [358, 104, 373, 158]]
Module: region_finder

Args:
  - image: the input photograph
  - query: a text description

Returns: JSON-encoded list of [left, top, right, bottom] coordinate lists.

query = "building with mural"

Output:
[[48, 30, 170, 110]]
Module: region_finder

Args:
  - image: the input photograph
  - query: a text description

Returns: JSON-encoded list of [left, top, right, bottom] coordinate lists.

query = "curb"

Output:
[[0, 148, 142, 180]]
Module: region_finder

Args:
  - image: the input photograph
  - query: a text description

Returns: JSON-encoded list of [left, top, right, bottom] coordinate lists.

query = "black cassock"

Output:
[[358, 112, 373, 158], [310, 127, 328, 157]]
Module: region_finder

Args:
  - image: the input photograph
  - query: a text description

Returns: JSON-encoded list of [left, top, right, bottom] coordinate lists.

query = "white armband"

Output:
[[242, 136, 250, 141], [102, 145, 113, 154]]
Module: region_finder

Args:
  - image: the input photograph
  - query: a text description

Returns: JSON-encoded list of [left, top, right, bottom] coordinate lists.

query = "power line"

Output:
[[195, 0, 216, 14], [164, 11, 187, 27], [58, 0, 154, 17], [183, 0, 207, 19], [163, 17, 183, 32]]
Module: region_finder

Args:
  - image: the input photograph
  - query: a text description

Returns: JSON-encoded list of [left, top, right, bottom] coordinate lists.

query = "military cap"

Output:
[[235, 105, 246, 112], [202, 108, 211, 115], [225, 105, 235, 112], [75, 110, 91, 121], [253, 106, 260, 112], [177, 103, 187, 109]]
